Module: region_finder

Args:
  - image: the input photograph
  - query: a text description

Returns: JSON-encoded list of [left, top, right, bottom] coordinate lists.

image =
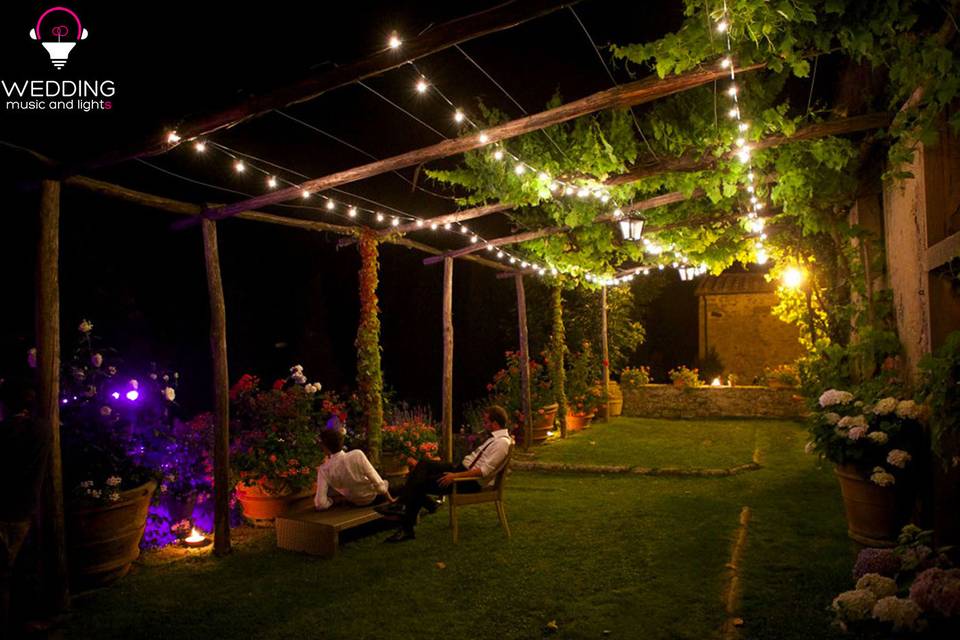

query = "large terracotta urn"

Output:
[[834, 464, 912, 546]]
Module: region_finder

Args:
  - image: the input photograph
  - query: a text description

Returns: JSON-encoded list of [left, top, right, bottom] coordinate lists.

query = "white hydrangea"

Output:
[[129, 379, 139, 390], [848, 426, 868, 441], [304, 383, 322, 395], [870, 466, 896, 487], [887, 449, 912, 469], [895, 400, 919, 420], [78, 319, 93, 333], [872, 596, 923, 631], [105, 476, 121, 487], [868, 431, 889, 445], [824, 412, 841, 426], [163, 387, 176, 402], [819, 389, 854, 408], [856, 573, 898, 598], [832, 589, 878, 622], [873, 397, 898, 416], [804, 441, 816, 455]]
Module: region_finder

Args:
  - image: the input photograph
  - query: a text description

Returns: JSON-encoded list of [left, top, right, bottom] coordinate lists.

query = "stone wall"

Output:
[[698, 291, 804, 383], [621, 384, 807, 419]]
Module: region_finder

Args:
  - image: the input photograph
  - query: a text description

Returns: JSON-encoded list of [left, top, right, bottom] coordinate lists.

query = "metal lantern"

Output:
[[619, 218, 645, 241]]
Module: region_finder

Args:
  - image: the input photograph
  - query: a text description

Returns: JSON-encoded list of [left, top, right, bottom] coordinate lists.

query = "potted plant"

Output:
[[830, 525, 959, 635], [486, 350, 557, 444], [806, 389, 926, 546], [566, 341, 604, 432], [229, 367, 325, 524], [381, 407, 441, 479], [764, 364, 800, 389], [59, 319, 160, 588], [620, 366, 651, 389], [668, 365, 702, 390]]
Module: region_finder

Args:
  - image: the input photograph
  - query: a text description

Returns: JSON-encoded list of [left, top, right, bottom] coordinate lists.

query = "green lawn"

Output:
[[533, 417, 761, 469], [66, 419, 855, 640]]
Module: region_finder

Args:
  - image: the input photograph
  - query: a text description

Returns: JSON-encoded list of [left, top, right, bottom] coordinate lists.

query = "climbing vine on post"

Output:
[[356, 230, 384, 465], [549, 285, 568, 438]]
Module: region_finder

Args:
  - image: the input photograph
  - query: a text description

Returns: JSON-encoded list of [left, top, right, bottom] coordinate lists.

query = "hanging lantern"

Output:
[[619, 218, 645, 241]]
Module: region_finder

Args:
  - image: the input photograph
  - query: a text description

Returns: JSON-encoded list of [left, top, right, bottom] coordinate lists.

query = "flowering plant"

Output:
[[486, 350, 555, 424], [382, 406, 441, 467], [229, 367, 326, 494], [668, 365, 702, 389], [763, 364, 800, 387], [831, 525, 958, 634], [805, 388, 926, 485], [620, 366, 651, 388], [566, 341, 605, 417], [59, 320, 176, 503]]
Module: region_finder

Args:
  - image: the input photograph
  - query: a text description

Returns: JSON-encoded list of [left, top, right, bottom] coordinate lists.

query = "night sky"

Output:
[[1, 1, 702, 421]]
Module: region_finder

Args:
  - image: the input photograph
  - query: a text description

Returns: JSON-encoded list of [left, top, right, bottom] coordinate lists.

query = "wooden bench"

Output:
[[276, 502, 382, 557]]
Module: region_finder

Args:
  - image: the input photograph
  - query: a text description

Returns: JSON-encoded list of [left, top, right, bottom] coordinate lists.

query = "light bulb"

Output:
[[267, 176, 278, 188], [348, 207, 358, 218], [302, 190, 310, 199], [443, 223, 451, 230], [577, 188, 589, 198], [430, 223, 438, 230], [454, 110, 464, 123], [720, 57, 732, 68], [736, 137, 746, 147], [717, 20, 728, 33], [493, 150, 504, 161], [30, 7, 90, 70], [326, 200, 335, 210], [416, 219, 424, 227], [388, 35, 402, 49], [471, 235, 478, 244], [194, 141, 206, 152], [514, 164, 525, 175], [479, 133, 489, 143], [392, 217, 400, 227], [737, 148, 751, 163], [416, 78, 428, 93], [497, 251, 504, 258], [728, 107, 739, 119], [376, 212, 385, 222], [234, 161, 245, 172], [738, 122, 749, 132]]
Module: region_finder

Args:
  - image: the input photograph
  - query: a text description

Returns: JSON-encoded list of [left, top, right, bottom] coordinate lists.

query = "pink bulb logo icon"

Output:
[[29, 7, 89, 70]]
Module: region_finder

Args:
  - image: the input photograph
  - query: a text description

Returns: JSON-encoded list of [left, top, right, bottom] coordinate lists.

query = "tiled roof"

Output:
[[694, 272, 776, 296]]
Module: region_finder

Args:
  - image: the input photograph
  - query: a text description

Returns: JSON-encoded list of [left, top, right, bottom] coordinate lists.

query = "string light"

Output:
[[194, 141, 206, 152], [302, 190, 310, 198], [415, 78, 428, 93], [166, 131, 181, 144], [388, 34, 402, 49], [376, 212, 385, 222], [493, 149, 504, 161], [267, 176, 278, 188], [478, 132, 489, 143], [326, 200, 335, 210], [716, 20, 728, 32], [392, 217, 400, 226], [514, 164, 525, 175], [234, 160, 245, 172], [348, 207, 358, 218], [454, 110, 465, 123]]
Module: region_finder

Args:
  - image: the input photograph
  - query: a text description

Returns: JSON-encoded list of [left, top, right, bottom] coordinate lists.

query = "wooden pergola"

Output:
[[21, 0, 892, 612]]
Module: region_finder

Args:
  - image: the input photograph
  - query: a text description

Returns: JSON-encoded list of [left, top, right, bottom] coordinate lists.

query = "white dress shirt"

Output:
[[314, 449, 389, 510], [461, 429, 512, 487]]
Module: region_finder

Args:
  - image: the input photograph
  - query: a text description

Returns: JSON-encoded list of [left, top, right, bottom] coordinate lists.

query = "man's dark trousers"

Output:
[[398, 460, 481, 533]]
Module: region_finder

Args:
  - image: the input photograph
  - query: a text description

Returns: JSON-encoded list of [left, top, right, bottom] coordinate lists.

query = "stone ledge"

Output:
[[621, 384, 808, 419]]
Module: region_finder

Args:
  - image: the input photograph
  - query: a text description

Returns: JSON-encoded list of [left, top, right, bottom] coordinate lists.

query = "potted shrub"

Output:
[[669, 365, 702, 390], [566, 341, 604, 431], [59, 320, 160, 588], [620, 366, 651, 389], [381, 407, 441, 479], [486, 350, 557, 444], [807, 389, 926, 546], [764, 364, 800, 390], [229, 367, 325, 524]]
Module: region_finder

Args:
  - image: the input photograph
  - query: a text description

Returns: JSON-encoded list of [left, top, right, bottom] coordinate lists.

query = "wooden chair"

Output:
[[449, 444, 513, 543]]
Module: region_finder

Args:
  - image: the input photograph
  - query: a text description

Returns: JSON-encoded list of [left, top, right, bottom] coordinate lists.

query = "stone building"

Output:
[[694, 272, 804, 383]]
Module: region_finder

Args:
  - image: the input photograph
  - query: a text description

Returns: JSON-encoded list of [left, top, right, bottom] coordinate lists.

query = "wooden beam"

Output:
[[607, 112, 893, 186], [442, 258, 454, 463], [422, 226, 564, 264], [515, 274, 533, 450], [190, 62, 764, 226], [37, 179, 69, 612], [201, 219, 231, 556], [379, 203, 513, 238], [60, 0, 580, 178], [600, 285, 611, 423], [927, 230, 960, 271]]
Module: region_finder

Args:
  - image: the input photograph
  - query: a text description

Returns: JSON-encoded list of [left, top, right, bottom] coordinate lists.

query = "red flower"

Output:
[[273, 379, 286, 390], [269, 454, 277, 463]]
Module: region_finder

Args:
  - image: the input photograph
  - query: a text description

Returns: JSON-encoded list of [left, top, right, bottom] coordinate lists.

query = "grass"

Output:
[[532, 417, 761, 469], [66, 418, 856, 640]]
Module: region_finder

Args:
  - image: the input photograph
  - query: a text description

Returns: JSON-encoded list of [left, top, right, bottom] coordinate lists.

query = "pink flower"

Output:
[[848, 426, 868, 441]]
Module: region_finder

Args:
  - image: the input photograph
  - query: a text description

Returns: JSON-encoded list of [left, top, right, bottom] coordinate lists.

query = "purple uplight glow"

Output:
[[126, 390, 140, 401]]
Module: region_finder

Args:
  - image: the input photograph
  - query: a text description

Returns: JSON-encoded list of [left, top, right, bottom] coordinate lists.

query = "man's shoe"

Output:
[[423, 496, 444, 514], [374, 502, 405, 517], [384, 528, 416, 543]]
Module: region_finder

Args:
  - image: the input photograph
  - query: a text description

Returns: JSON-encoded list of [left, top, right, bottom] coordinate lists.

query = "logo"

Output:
[[29, 7, 89, 70]]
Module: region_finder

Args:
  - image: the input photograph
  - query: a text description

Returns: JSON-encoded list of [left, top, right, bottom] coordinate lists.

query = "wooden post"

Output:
[[550, 285, 568, 438], [600, 286, 611, 423], [202, 219, 231, 556], [356, 232, 384, 466], [36, 179, 69, 612], [442, 257, 454, 462], [515, 275, 533, 450]]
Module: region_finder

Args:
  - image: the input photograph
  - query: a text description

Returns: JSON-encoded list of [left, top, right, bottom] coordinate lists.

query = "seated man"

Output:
[[377, 405, 512, 543], [314, 428, 394, 510]]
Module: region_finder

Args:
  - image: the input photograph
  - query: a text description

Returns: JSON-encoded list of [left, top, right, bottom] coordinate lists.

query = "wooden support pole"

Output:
[[442, 258, 454, 462], [356, 232, 385, 466], [515, 275, 533, 450], [201, 219, 231, 556], [36, 179, 69, 613], [600, 286, 611, 423], [192, 62, 763, 225], [550, 285, 568, 438]]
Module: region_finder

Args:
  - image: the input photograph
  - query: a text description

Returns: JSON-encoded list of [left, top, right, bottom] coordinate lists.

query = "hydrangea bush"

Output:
[[805, 387, 926, 486]]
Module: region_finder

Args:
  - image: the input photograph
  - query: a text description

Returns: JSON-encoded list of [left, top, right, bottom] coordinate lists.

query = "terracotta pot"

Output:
[[565, 412, 593, 432], [834, 464, 912, 546], [516, 403, 559, 445], [66, 479, 156, 590], [235, 480, 315, 525]]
